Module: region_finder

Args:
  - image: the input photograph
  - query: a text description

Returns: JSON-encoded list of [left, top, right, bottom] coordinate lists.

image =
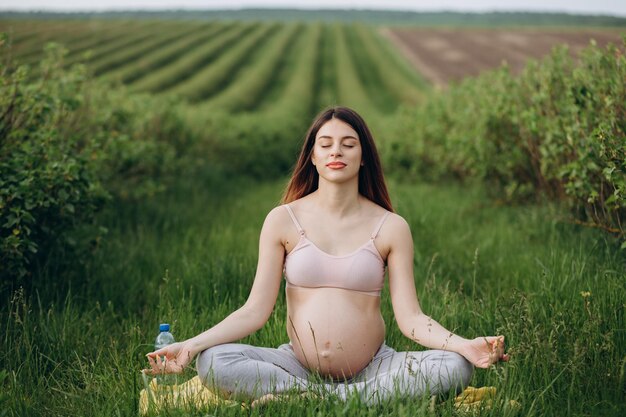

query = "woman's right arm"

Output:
[[144, 206, 287, 374]]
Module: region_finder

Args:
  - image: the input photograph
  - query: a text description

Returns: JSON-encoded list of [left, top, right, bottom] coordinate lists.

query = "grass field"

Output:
[[1, 14, 625, 417], [3, 175, 624, 416]]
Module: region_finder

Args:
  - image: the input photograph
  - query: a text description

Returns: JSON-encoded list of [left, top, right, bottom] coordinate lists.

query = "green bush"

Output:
[[0, 39, 189, 285], [191, 109, 307, 179], [391, 39, 626, 240]]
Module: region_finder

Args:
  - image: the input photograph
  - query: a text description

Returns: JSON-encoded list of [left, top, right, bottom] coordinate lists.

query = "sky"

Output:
[[1, 0, 626, 17]]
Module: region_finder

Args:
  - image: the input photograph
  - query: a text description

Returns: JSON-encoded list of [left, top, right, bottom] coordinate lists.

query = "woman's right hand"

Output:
[[143, 341, 197, 375], [460, 336, 509, 369]]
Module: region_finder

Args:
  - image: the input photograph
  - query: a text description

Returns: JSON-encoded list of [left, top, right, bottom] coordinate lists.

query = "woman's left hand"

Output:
[[143, 341, 195, 375], [460, 335, 510, 368]]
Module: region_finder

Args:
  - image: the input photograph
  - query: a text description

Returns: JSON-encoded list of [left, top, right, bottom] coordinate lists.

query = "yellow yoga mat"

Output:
[[139, 374, 242, 415], [453, 386, 521, 413], [139, 375, 519, 415]]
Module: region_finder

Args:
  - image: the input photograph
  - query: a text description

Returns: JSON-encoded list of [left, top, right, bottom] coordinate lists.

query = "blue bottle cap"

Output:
[[159, 323, 170, 332]]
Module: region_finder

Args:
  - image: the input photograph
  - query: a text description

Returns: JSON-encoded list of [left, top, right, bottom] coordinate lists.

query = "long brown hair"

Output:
[[281, 106, 394, 212]]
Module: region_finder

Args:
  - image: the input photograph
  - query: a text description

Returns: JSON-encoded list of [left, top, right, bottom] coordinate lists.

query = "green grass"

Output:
[[2, 175, 624, 416]]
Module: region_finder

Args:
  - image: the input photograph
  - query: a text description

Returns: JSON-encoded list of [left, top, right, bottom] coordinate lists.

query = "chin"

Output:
[[322, 174, 359, 184]]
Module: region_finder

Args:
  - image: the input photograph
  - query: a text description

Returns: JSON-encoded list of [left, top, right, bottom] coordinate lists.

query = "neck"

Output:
[[313, 177, 361, 217]]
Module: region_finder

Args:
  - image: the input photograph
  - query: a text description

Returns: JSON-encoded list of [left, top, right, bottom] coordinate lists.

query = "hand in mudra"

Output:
[[461, 336, 510, 368], [144, 342, 195, 375]]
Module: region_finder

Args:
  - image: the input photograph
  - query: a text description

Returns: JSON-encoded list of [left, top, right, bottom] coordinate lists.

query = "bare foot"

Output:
[[251, 393, 282, 408], [250, 392, 320, 408]]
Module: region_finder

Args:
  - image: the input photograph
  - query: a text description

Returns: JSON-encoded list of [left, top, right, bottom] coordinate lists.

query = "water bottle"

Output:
[[154, 323, 176, 385]]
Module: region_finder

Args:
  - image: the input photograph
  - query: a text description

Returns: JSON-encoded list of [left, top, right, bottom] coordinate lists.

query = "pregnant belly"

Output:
[[286, 287, 385, 380]]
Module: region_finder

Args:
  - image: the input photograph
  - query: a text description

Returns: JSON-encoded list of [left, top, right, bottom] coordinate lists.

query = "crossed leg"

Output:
[[196, 342, 473, 405]]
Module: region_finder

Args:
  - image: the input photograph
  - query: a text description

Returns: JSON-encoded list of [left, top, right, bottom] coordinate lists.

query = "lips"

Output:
[[326, 162, 346, 168]]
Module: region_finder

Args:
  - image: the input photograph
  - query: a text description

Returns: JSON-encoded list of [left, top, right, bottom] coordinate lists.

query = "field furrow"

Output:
[[354, 24, 425, 104], [201, 23, 302, 112], [343, 24, 398, 114], [333, 24, 380, 119], [103, 22, 223, 85], [1, 22, 60, 47], [266, 23, 321, 118], [385, 27, 624, 85], [7, 20, 90, 57], [165, 23, 280, 102], [18, 21, 140, 66], [60, 21, 141, 58], [254, 25, 313, 111], [63, 21, 179, 70], [314, 24, 339, 111], [129, 22, 252, 94], [15, 20, 140, 62], [90, 23, 206, 76]]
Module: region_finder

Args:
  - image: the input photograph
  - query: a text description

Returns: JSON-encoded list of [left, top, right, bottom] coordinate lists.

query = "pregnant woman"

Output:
[[144, 106, 509, 405]]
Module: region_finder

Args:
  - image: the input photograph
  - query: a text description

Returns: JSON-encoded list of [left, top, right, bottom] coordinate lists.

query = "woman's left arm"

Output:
[[386, 215, 509, 368]]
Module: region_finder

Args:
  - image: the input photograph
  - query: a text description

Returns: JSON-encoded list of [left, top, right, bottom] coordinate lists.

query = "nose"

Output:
[[330, 143, 342, 157]]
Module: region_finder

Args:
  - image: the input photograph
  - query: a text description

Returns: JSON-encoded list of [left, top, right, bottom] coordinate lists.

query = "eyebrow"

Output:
[[317, 135, 358, 140]]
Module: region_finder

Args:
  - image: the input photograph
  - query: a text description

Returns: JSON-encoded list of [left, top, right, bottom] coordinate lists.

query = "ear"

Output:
[[311, 155, 316, 166]]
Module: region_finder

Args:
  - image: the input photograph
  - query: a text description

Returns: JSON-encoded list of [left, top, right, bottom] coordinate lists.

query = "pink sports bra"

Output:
[[283, 204, 389, 297]]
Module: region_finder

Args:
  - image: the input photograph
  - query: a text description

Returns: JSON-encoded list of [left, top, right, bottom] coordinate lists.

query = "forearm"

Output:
[[401, 313, 469, 353], [185, 306, 264, 355]]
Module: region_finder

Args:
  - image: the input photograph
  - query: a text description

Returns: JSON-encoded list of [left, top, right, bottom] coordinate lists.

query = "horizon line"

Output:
[[1, 7, 625, 18]]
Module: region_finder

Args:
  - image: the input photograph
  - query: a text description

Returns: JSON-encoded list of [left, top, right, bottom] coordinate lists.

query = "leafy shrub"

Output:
[[391, 39, 626, 240], [195, 109, 308, 179], [0, 39, 189, 285]]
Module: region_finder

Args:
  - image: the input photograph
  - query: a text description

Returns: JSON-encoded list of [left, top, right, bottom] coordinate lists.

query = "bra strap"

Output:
[[371, 211, 390, 240], [284, 205, 305, 236]]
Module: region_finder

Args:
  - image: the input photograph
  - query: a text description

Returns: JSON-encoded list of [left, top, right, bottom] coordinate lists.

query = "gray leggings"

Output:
[[196, 342, 473, 405]]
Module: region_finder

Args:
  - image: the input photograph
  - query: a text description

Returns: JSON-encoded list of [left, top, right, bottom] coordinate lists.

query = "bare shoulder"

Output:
[[386, 212, 410, 228], [263, 205, 290, 228], [358, 198, 410, 235], [378, 212, 413, 256], [264, 202, 306, 238], [382, 212, 411, 236]]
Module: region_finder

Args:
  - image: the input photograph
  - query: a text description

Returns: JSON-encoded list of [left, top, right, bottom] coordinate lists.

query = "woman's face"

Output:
[[311, 118, 362, 183]]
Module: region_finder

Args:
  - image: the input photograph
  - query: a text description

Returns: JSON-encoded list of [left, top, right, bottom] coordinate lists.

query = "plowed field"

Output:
[[383, 28, 624, 86]]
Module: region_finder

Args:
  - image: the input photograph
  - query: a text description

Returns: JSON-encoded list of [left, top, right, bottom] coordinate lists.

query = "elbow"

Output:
[[398, 312, 427, 341], [397, 320, 414, 340], [250, 316, 268, 332], [400, 326, 419, 342], [240, 303, 272, 331]]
